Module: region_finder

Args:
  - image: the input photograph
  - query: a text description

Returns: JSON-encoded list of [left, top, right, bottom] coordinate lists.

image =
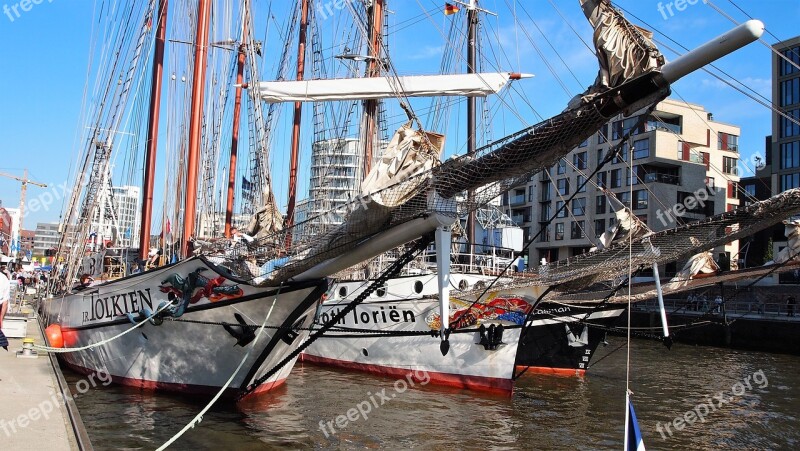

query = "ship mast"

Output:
[[224, 18, 249, 238], [139, 0, 168, 257], [285, 0, 310, 239], [181, 0, 212, 257], [362, 0, 384, 178], [465, 0, 478, 267]]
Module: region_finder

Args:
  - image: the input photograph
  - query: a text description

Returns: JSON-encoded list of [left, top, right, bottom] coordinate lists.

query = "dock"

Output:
[[0, 300, 92, 450]]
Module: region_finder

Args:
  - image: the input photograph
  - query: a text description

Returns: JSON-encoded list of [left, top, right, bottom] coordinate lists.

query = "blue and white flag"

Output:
[[624, 392, 646, 451]]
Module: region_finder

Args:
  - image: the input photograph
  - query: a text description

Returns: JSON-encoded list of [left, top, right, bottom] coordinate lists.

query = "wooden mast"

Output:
[[139, 0, 168, 258], [284, 0, 310, 241], [466, 0, 478, 266], [181, 0, 212, 257], [362, 0, 384, 177], [224, 18, 248, 238]]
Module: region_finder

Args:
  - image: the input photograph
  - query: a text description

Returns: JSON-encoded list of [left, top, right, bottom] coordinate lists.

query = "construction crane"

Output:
[[0, 169, 47, 255]]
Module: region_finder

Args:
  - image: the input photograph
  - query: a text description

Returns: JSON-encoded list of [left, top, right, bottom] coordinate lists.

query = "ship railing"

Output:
[[633, 297, 799, 319]]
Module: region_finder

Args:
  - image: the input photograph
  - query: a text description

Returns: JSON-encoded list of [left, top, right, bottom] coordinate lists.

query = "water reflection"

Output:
[[64, 338, 799, 450]]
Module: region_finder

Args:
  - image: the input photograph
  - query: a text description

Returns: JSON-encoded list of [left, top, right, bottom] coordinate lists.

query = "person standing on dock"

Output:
[[0, 262, 10, 350], [787, 296, 796, 317]]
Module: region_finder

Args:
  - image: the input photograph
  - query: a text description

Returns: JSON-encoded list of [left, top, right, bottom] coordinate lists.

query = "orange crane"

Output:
[[0, 170, 47, 252]]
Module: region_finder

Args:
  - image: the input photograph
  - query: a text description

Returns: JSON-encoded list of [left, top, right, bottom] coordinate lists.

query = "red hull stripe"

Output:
[[515, 365, 586, 377], [300, 354, 513, 395], [61, 360, 286, 398]]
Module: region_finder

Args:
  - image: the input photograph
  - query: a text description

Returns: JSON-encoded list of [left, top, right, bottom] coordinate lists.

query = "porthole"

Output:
[[413, 280, 424, 294], [362, 348, 369, 357], [376, 284, 387, 297], [338, 286, 348, 298]]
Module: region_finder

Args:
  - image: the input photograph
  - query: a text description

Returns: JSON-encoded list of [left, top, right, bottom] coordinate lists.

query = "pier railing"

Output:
[[632, 297, 799, 321]]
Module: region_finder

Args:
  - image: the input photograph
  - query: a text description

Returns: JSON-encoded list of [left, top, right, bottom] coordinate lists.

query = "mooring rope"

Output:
[[33, 300, 175, 353], [155, 285, 283, 451]]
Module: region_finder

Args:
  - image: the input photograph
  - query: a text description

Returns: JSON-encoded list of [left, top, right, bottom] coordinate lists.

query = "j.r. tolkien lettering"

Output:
[[82, 289, 154, 324], [318, 306, 415, 326]]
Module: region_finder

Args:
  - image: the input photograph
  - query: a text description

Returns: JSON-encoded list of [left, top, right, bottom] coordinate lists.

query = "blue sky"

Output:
[[0, 0, 798, 230]]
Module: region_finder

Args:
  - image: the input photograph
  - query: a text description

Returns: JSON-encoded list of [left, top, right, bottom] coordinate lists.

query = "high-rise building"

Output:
[[90, 185, 141, 249], [33, 222, 61, 257], [503, 99, 741, 273], [766, 36, 800, 193]]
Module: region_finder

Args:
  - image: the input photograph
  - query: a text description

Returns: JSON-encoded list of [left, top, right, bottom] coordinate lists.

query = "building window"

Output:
[[557, 178, 570, 196], [678, 191, 706, 214], [781, 46, 800, 76], [576, 175, 586, 192], [633, 138, 650, 160], [781, 78, 800, 107], [555, 223, 564, 240], [578, 139, 589, 148], [744, 183, 756, 198], [572, 198, 586, 216], [610, 169, 623, 188], [781, 109, 800, 138], [722, 156, 738, 175], [717, 133, 739, 152], [574, 151, 588, 170], [597, 148, 605, 164], [539, 225, 550, 242], [612, 116, 644, 140], [540, 203, 552, 222], [612, 143, 629, 164], [727, 181, 738, 199], [781, 141, 800, 170], [597, 171, 607, 188], [594, 219, 606, 237], [706, 176, 716, 191], [596, 195, 607, 215], [781, 173, 800, 192], [598, 124, 609, 144], [571, 221, 585, 240], [618, 191, 630, 208], [633, 190, 648, 210], [556, 200, 568, 218], [541, 181, 552, 202], [557, 159, 566, 175]]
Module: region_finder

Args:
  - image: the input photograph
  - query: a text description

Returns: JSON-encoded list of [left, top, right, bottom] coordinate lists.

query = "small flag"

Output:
[[624, 393, 646, 451], [444, 3, 460, 15]]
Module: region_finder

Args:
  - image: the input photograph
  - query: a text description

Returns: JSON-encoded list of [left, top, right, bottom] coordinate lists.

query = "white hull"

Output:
[[42, 257, 327, 397], [302, 274, 521, 393]]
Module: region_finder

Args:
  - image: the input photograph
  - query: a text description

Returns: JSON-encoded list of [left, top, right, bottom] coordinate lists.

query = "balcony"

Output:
[[511, 214, 531, 224], [509, 194, 527, 206], [644, 173, 680, 185]]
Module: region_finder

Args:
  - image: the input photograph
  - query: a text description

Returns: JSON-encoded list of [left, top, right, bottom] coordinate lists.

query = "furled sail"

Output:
[[258, 73, 524, 103], [662, 250, 720, 292], [768, 219, 800, 265]]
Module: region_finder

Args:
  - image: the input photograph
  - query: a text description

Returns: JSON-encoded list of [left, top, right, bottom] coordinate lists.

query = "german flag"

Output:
[[444, 3, 460, 15]]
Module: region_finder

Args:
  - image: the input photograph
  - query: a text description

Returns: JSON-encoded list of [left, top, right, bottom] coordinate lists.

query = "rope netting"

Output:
[[208, 70, 671, 285], [455, 187, 800, 296]]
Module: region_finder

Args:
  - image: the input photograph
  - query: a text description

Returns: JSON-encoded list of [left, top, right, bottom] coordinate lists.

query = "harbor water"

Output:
[[63, 337, 799, 450]]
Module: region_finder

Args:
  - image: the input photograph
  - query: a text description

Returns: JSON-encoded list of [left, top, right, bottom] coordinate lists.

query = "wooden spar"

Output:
[[285, 0, 309, 240], [465, 0, 478, 265], [224, 19, 248, 238], [181, 0, 212, 257], [140, 0, 168, 257], [362, 0, 384, 178]]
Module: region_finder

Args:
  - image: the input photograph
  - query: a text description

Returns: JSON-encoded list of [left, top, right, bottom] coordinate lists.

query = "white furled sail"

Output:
[[663, 250, 720, 291], [768, 219, 800, 265], [257, 73, 526, 103]]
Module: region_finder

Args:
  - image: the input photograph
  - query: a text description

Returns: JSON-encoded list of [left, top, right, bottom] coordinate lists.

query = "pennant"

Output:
[[624, 393, 646, 451], [444, 3, 460, 15]]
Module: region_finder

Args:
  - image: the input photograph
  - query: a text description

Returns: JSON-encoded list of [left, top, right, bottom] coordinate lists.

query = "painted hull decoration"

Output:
[[303, 274, 625, 390], [42, 257, 327, 397]]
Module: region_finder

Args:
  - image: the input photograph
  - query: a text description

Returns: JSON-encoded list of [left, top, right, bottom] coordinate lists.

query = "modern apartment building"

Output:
[[33, 222, 60, 257], [90, 185, 141, 249], [503, 99, 741, 273], [766, 36, 800, 193]]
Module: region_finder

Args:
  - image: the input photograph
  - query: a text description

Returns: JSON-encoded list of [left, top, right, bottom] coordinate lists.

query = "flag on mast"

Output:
[[624, 392, 646, 451], [444, 3, 460, 15]]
